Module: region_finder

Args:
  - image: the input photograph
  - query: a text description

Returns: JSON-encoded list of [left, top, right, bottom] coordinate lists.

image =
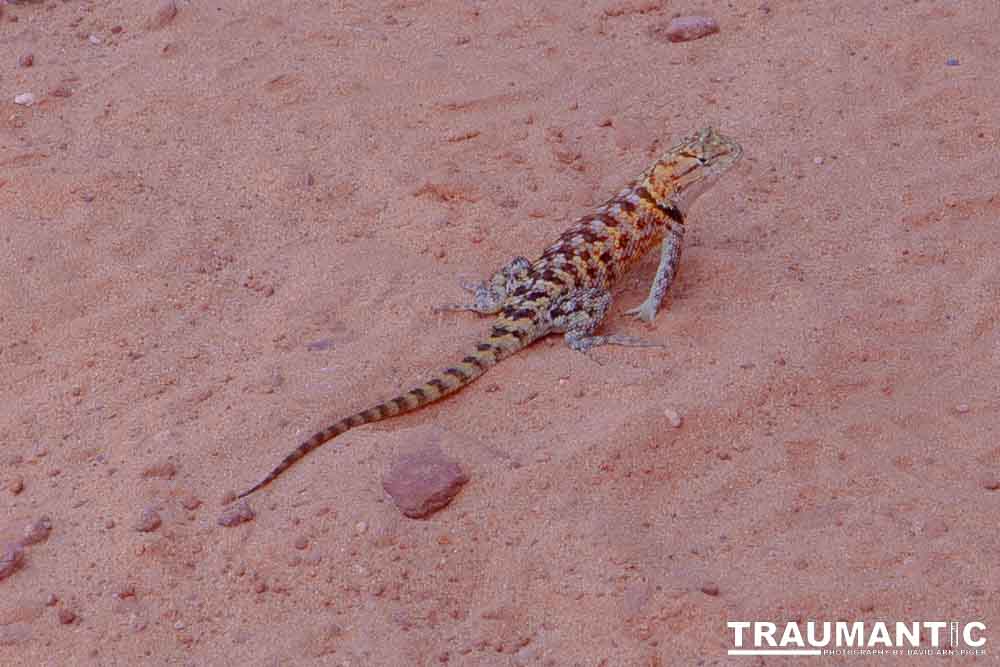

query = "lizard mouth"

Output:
[[704, 143, 743, 174]]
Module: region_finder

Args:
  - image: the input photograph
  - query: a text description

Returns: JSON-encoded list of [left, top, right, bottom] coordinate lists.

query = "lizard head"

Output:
[[646, 127, 743, 215]]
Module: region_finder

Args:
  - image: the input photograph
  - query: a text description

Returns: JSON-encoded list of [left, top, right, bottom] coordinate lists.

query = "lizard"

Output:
[[238, 127, 743, 499]]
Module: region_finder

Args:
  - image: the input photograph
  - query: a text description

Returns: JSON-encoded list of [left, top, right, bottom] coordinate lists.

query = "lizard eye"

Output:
[[680, 150, 706, 164]]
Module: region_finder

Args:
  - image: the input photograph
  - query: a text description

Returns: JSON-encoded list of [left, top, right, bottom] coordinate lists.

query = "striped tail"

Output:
[[237, 321, 536, 498]]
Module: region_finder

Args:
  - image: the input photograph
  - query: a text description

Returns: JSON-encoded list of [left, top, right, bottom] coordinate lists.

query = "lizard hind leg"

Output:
[[433, 256, 532, 315], [550, 287, 664, 353]]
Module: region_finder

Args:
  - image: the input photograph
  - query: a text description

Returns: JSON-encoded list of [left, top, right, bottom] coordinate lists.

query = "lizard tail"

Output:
[[237, 321, 534, 498]]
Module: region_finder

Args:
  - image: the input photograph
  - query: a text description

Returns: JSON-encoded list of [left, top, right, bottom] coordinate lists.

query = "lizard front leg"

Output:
[[625, 225, 684, 323], [550, 287, 662, 352], [434, 256, 532, 315]]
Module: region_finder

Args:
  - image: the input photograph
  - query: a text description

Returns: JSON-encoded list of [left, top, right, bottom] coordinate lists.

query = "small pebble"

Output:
[[383, 446, 469, 518], [955, 403, 970, 414], [217, 501, 255, 527], [8, 477, 24, 495], [49, 85, 73, 98], [45, 593, 59, 607], [141, 460, 177, 479], [21, 516, 53, 546], [306, 338, 335, 352], [88, 34, 102, 45], [18, 53, 33, 67], [0, 544, 25, 581], [104, 518, 115, 529], [57, 608, 77, 625], [135, 508, 162, 532], [945, 57, 960, 67], [660, 16, 720, 43], [354, 521, 368, 535], [113, 583, 136, 599], [663, 408, 683, 428], [700, 583, 720, 597], [180, 495, 201, 510], [14, 93, 36, 107], [981, 477, 1000, 491], [813, 156, 824, 165], [293, 535, 309, 550], [149, 0, 178, 30]]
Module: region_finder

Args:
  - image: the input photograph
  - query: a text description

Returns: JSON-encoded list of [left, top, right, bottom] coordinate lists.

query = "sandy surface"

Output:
[[2, 0, 998, 664]]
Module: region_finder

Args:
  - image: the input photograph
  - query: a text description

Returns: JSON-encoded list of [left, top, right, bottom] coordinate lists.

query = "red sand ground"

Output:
[[2, 1, 998, 664]]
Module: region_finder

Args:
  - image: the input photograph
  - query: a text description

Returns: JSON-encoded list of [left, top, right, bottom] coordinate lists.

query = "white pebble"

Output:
[[663, 408, 683, 428], [662, 16, 720, 43], [14, 93, 35, 107], [88, 34, 102, 45], [354, 521, 368, 534], [813, 156, 824, 165], [955, 403, 970, 414]]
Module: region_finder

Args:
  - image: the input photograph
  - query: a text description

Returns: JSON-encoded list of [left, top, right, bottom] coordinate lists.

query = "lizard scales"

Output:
[[239, 127, 742, 498]]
